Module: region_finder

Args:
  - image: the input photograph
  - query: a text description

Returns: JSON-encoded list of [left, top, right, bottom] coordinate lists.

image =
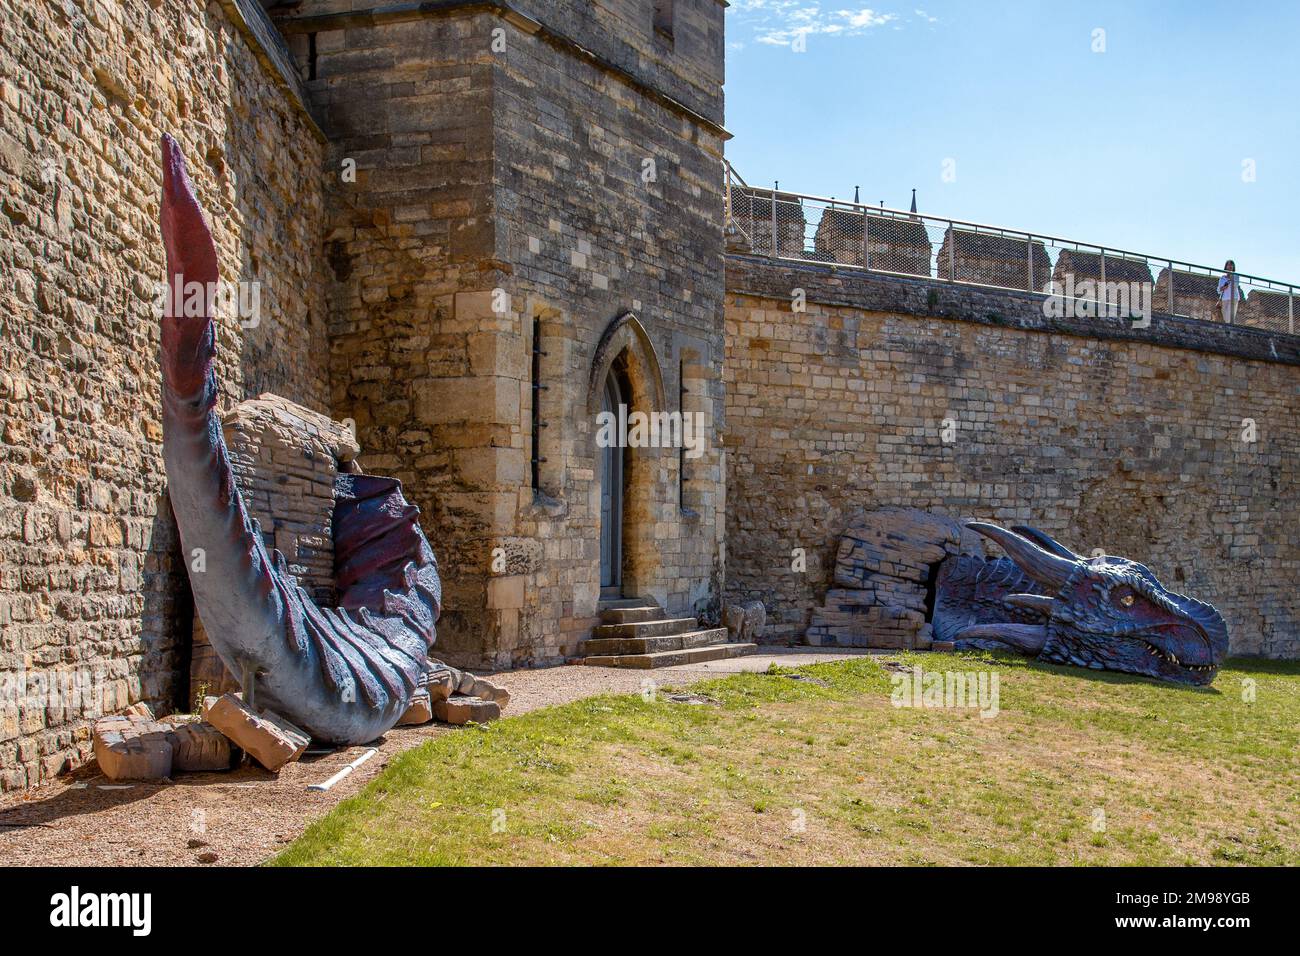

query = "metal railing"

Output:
[[724, 161, 1298, 336]]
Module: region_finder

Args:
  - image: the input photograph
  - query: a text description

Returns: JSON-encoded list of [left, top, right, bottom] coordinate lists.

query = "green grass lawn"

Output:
[[272, 654, 1300, 866]]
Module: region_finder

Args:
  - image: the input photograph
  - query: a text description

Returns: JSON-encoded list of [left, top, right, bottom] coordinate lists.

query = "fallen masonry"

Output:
[[202, 694, 310, 772], [90, 671, 512, 781], [807, 507, 983, 649], [434, 696, 502, 725], [166, 718, 238, 773], [397, 692, 435, 727], [92, 715, 175, 782]]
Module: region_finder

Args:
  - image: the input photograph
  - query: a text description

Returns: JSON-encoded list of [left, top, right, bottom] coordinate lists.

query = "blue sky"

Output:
[[723, 1, 1300, 282]]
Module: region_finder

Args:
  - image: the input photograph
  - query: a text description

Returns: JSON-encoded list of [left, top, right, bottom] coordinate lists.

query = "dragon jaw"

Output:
[[962, 523, 1229, 686]]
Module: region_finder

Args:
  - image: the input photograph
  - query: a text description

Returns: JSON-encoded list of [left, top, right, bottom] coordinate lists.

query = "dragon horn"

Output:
[[1009, 525, 1081, 562], [967, 522, 1078, 591]]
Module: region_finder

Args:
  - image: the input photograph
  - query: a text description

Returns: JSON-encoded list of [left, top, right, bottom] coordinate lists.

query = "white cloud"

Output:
[[914, 9, 939, 24], [728, 2, 899, 47]]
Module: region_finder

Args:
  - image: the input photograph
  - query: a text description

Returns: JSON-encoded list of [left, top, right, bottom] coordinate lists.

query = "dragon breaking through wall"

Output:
[[159, 134, 504, 745], [810, 508, 1229, 686]]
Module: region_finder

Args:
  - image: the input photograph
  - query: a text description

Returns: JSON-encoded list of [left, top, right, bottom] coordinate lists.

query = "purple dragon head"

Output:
[[964, 523, 1229, 686]]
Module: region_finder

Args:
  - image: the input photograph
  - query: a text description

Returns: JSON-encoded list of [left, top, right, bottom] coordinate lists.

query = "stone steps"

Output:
[[591, 616, 699, 641], [583, 599, 751, 668], [584, 626, 730, 657], [598, 596, 657, 610], [581, 640, 757, 670], [600, 606, 665, 624]]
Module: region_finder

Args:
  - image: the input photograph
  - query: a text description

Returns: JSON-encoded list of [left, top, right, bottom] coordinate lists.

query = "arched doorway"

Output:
[[599, 369, 625, 598], [588, 313, 667, 605]]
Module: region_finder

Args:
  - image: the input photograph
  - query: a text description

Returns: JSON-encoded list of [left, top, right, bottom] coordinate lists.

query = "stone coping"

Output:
[[270, 0, 729, 137], [218, 0, 327, 142], [726, 255, 1300, 366]]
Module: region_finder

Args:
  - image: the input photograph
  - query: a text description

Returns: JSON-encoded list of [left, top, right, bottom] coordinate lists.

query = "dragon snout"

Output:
[[1138, 622, 1218, 670]]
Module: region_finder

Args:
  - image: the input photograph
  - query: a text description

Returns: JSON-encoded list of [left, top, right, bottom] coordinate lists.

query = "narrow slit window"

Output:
[[678, 360, 686, 507], [653, 1, 675, 42], [530, 315, 547, 494]]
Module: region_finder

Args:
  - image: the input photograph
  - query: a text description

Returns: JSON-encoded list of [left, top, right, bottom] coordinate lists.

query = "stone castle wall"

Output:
[[493, 0, 728, 664], [278, 1, 728, 666], [279, 7, 503, 668], [0, 0, 330, 791], [5, 0, 1297, 797], [724, 257, 1300, 659]]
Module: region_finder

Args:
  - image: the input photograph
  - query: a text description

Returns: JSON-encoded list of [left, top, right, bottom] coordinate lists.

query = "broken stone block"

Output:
[[397, 691, 433, 726], [470, 677, 510, 708], [204, 693, 309, 772], [433, 695, 501, 725], [93, 715, 173, 781], [456, 670, 476, 695], [424, 667, 455, 702], [169, 720, 236, 772]]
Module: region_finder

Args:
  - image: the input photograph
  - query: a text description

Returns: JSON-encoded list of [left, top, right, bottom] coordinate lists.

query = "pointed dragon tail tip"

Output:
[[161, 133, 187, 204]]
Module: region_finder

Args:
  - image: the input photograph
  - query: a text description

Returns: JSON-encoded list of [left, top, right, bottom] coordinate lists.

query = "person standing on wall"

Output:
[[1218, 260, 1244, 323]]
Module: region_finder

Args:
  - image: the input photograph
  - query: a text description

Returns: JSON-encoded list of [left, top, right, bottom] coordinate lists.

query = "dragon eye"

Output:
[[1117, 592, 1135, 608]]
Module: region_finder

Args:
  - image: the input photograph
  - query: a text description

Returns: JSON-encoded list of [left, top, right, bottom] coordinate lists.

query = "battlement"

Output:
[[726, 174, 1300, 338]]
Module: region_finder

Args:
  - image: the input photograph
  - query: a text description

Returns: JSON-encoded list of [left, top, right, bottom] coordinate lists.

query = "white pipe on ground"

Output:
[[306, 747, 378, 793]]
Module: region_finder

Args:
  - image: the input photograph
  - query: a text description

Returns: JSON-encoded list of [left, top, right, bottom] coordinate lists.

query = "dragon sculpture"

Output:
[[159, 133, 478, 743], [934, 522, 1229, 686]]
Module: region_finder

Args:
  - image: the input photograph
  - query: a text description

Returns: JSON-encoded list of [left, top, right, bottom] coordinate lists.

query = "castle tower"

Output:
[[271, 1, 730, 666]]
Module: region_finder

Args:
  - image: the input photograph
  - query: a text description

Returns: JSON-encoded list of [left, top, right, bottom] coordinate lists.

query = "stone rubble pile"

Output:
[[807, 507, 983, 649], [90, 665, 512, 782]]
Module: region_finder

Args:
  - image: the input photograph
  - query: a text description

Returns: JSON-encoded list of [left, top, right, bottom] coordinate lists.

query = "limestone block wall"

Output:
[[724, 257, 1300, 659], [733, 187, 807, 259], [494, 3, 728, 665], [937, 229, 1051, 292], [0, 0, 330, 791], [812, 208, 932, 276], [1239, 290, 1294, 332], [1153, 268, 1221, 323], [280, 1, 729, 667], [1052, 250, 1154, 287], [281, 8, 507, 669]]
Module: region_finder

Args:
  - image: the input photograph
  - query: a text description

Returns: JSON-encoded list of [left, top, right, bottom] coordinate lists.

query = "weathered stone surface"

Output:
[[397, 692, 433, 726], [92, 716, 173, 782], [4, 0, 1298, 797], [723, 601, 767, 642], [456, 670, 477, 695], [433, 696, 502, 725], [284, 1, 730, 672], [189, 396, 358, 702], [0, 0, 330, 791], [470, 677, 511, 708], [204, 694, 309, 772], [168, 721, 236, 773], [725, 259, 1300, 658], [424, 668, 455, 702]]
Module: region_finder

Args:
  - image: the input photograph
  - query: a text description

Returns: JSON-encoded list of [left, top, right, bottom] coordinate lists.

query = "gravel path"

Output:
[[0, 648, 873, 867]]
